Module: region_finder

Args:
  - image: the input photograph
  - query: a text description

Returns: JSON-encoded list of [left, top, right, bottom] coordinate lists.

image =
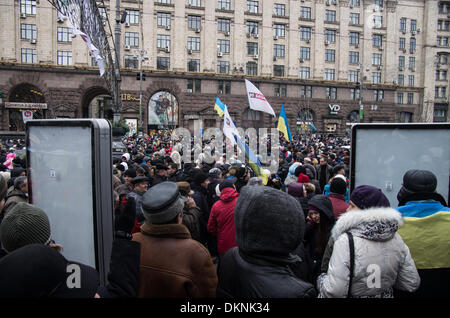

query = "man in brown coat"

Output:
[[132, 181, 217, 298]]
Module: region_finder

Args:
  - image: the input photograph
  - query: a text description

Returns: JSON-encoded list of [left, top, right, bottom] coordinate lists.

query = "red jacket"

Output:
[[207, 187, 238, 255], [328, 193, 350, 220]]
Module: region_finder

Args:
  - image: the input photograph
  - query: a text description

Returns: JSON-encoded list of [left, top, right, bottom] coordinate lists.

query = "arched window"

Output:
[[148, 91, 179, 127], [8, 83, 46, 131]]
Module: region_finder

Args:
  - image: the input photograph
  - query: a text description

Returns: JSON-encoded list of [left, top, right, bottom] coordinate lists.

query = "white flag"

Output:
[[223, 106, 240, 145], [245, 79, 276, 117]]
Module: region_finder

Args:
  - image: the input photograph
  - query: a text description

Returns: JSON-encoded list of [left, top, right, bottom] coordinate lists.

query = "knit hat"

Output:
[[193, 170, 209, 185], [294, 165, 306, 177], [0, 202, 51, 253], [123, 168, 136, 178], [219, 180, 236, 192], [350, 185, 390, 210], [234, 185, 305, 257], [208, 168, 222, 179], [0, 174, 7, 202], [288, 183, 305, 198], [330, 177, 347, 195], [297, 173, 310, 184], [0, 244, 99, 298]]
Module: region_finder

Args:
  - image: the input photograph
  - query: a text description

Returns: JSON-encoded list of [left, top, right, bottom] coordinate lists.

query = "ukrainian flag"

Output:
[[233, 134, 268, 186], [277, 104, 292, 142], [397, 201, 450, 269], [214, 97, 226, 117]]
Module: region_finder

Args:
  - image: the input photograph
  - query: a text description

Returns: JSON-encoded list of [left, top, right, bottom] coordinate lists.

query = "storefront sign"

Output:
[[5, 102, 47, 109], [329, 104, 341, 115], [120, 94, 139, 102]]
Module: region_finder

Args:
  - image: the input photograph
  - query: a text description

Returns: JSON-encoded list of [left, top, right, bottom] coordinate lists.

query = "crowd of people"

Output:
[[0, 130, 448, 299]]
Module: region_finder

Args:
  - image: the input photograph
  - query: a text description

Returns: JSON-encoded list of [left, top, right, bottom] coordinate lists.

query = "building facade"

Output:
[[0, 0, 449, 135]]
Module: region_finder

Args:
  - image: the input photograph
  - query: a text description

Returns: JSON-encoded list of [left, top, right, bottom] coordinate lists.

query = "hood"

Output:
[[288, 163, 301, 177], [220, 187, 239, 203], [331, 207, 403, 242], [234, 185, 305, 257], [308, 195, 334, 223], [122, 153, 130, 161]]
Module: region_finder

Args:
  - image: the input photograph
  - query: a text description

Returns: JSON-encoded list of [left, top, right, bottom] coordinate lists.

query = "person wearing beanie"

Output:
[[328, 177, 350, 220], [317, 156, 332, 195], [349, 185, 391, 210], [206, 167, 223, 210], [396, 169, 450, 298], [304, 195, 335, 280], [317, 189, 420, 298], [151, 163, 168, 186], [126, 176, 149, 224], [217, 185, 316, 298], [190, 169, 216, 257], [207, 180, 239, 263], [287, 183, 309, 216], [176, 181, 201, 243], [2, 176, 28, 217], [116, 168, 137, 198], [132, 181, 218, 297]]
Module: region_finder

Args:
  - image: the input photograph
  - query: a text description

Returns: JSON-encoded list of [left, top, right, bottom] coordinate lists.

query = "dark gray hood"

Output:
[[234, 185, 305, 257]]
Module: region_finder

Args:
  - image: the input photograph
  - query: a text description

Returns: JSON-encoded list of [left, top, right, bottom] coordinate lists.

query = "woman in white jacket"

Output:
[[317, 185, 420, 298]]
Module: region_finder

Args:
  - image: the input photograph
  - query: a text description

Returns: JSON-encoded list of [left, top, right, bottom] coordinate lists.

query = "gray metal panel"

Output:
[[26, 119, 114, 286], [350, 123, 450, 207]]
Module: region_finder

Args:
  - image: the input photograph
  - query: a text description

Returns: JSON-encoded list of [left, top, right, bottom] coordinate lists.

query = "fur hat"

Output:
[[350, 185, 390, 210], [234, 185, 305, 257], [0, 203, 51, 253], [397, 170, 447, 206]]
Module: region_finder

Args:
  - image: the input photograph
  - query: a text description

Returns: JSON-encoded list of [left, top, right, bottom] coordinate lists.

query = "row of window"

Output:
[[21, 48, 72, 65], [185, 79, 418, 105]]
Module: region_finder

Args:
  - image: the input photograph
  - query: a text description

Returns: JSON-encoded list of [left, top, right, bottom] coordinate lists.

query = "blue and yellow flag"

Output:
[[214, 97, 226, 117], [397, 201, 450, 269], [277, 104, 292, 142], [233, 134, 268, 186]]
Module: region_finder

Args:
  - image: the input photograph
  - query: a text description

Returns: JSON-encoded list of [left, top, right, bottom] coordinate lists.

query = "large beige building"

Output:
[[0, 0, 449, 134]]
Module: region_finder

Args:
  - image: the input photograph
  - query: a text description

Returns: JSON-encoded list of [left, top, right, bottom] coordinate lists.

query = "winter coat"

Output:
[[2, 188, 28, 216], [317, 164, 332, 191], [304, 195, 335, 277], [218, 248, 317, 298], [132, 222, 218, 298], [217, 186, 316, 298], [126, 190, 145, 223], [182, 205, 202, 243], [191, 183, 216, 255], [317, 207, 420, 298], [207, 188, 238, 255], [328, 193, 350, 220]]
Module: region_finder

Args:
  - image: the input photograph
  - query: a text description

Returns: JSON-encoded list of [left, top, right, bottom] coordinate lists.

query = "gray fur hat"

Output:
[[234, 185, 305, 256]]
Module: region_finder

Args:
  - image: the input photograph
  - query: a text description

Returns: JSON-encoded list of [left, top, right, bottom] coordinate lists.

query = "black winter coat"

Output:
[[217, 247, 316, 298]]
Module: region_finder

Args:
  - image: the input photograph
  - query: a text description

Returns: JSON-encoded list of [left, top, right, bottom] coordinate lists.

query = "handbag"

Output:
[[346, 232, 355, 298]]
